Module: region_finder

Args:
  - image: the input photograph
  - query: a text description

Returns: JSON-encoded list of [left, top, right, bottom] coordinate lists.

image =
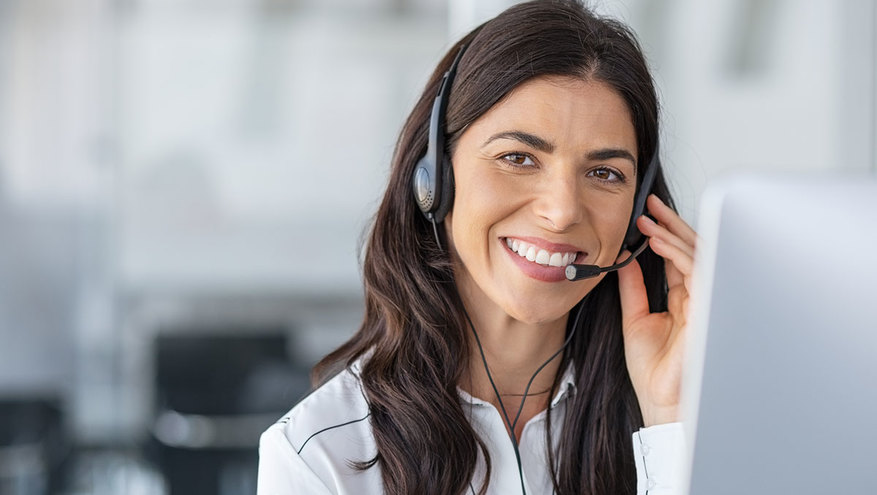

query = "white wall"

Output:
[[651, 0, 877, 222]]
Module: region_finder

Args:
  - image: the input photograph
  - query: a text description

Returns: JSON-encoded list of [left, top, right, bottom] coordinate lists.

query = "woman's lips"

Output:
[[501, 237, 585, 283]]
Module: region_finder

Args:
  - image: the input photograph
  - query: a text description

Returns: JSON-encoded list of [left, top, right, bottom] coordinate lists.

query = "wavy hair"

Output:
[[314, 1, 674, 493]]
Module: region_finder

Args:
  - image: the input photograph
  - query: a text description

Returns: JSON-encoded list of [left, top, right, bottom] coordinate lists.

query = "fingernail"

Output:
[[640, 215, 656, 226]]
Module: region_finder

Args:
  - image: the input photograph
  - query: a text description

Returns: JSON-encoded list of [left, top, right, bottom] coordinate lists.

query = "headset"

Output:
[[411, 45, 660, 277], [412, 46, 467, 233]]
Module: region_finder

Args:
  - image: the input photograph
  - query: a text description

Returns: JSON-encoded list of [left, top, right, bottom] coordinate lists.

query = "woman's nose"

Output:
[[533, 174, 583, 232]]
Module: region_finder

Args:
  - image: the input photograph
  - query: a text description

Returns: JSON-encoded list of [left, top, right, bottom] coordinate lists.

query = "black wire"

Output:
[[510, 301, 585, 432], [463, 308, 520, 456], [295, 413, 372, 455], [465, 306, 527, 495], [463, 298, 587, 495]]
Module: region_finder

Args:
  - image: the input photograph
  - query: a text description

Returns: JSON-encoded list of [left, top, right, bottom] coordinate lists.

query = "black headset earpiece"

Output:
[[412, 46, 467, 224], [622, 145, 660, 250]]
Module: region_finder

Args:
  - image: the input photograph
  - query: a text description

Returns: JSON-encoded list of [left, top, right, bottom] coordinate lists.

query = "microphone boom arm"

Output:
[[565, 238, 650, 281]]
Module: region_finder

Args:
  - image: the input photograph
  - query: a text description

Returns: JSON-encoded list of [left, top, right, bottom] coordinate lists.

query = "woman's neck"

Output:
[[458, 285, 569, 442]]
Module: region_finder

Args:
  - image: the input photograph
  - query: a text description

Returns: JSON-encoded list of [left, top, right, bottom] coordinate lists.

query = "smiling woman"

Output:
[[257, 1, 695, 494], [448, 77, 638, 316]]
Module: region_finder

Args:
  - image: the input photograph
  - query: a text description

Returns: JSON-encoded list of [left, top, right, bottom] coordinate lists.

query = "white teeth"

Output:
[[535, 249, 550, 264], [504, 238, 578, 267]]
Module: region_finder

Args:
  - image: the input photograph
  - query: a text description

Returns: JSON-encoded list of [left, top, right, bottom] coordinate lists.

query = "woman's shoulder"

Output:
[[265, 363, 373, 456], [258, 362, 382, 493]]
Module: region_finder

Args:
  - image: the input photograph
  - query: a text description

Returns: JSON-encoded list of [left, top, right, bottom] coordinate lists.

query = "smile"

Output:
[[504, 237, 579, 267]]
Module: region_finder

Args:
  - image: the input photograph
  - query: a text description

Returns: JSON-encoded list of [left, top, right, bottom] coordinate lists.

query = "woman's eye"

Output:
[[500, 153, 535, 168], [588, 167, 624, 182]]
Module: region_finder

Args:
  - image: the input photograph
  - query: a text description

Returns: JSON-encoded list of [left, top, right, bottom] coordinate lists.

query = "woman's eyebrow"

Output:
[[587, 148, 636, 165], [482, 131, 555, 152]]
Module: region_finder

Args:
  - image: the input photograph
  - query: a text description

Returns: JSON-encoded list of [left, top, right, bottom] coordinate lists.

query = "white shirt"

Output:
[[258, 362, 684, 494]]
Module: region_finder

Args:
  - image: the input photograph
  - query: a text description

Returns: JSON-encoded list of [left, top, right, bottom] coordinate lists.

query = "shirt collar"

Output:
[[551, 361, 577, 407], [457, 361, 577, 408]]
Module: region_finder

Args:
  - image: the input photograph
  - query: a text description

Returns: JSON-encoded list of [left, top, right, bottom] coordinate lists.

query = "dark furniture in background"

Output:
[[0, 398, 68, 495], [151, 330, 310, 495]]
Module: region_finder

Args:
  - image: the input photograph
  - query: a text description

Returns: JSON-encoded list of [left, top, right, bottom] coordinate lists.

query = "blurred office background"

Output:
[[0, 0, 874, 493]]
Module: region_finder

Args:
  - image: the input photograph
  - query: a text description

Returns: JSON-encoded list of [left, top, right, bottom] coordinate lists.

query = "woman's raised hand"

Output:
[[617, 194, 698, 427]]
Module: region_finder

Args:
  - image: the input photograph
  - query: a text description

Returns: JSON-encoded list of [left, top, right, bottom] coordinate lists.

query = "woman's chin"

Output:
[[501, 300, 579, 326]]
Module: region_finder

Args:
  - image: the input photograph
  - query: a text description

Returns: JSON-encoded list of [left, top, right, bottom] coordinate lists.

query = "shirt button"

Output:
[[647, 478, 657, 489], [641, 444, 651, 456]]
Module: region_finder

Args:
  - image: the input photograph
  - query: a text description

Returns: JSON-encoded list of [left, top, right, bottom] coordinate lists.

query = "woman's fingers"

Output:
[[616, 251, 651, 330], [648, 235, 694, 278], [646, 194, 697, 247], [638, 194, 697, 295], [638, 215, 694, 259], [662, 248, 685, 289], [618, 193, 698, 340], [665, 260, 691, 321]]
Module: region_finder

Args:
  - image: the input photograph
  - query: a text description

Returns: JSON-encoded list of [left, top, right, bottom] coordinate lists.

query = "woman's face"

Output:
[[445, 76, 638, 324]]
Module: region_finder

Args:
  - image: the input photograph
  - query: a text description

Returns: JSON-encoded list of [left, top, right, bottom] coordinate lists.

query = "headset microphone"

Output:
[[565, 144, 661, 282], [565, 238, 650, 281]]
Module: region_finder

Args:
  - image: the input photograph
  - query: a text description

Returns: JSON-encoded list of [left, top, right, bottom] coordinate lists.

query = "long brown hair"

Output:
[[314, 1, 674, 493]]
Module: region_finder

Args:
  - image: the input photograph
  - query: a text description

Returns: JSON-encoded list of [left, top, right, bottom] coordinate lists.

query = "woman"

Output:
[[258, 1, 696, 494]]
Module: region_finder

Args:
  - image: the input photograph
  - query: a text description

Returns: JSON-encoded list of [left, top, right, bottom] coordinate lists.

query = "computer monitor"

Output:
[[681, 174, 877, 494]]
